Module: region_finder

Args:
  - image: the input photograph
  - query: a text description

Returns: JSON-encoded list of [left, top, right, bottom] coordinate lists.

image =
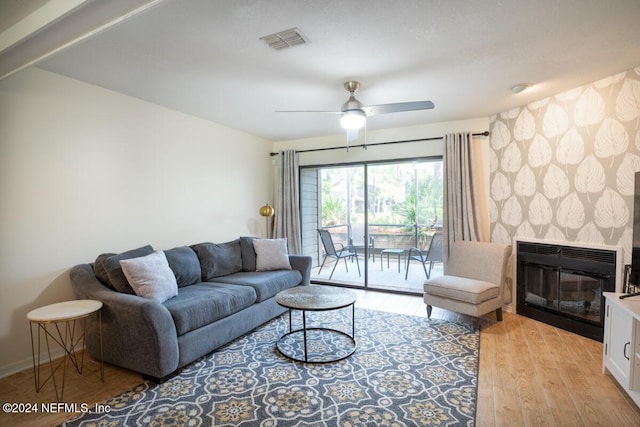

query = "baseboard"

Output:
[[0, 346, 70, 379]]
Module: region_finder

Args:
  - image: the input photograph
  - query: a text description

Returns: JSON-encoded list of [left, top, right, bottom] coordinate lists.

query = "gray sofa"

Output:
[[70, 236, 311, 381]]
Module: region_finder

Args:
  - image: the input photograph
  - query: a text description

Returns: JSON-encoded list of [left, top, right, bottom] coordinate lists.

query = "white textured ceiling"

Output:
[[4, 0, 640, 141]]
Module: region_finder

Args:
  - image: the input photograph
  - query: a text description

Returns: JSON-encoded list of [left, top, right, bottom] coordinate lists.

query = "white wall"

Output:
[[0, 68, 273, 375]]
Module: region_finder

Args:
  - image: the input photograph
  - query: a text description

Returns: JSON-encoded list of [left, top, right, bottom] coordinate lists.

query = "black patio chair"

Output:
[[318, 229, 361, 279], [405, 231, 443, 280]]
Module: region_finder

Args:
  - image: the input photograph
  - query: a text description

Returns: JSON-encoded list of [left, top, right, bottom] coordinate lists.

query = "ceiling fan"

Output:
[[278, 81, 435, 140]]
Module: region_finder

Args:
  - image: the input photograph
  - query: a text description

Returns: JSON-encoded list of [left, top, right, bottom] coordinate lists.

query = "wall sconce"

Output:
[[259, 203, 274, 238]]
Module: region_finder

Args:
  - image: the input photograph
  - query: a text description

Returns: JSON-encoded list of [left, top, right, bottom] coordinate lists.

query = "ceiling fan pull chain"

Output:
[[363, 124, 367, 150]]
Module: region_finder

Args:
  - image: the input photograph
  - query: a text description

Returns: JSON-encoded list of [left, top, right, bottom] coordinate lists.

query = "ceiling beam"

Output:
[[0, 0, 88, 54], [0, 0, 165, 81]]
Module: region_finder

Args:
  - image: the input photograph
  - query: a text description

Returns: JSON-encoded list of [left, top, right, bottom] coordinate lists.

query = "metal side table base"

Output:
[[27, 300, 104, 401]]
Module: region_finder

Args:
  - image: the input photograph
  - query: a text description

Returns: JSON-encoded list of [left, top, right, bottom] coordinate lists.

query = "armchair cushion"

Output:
[[423, 275, 499, 304], [445, 240, 508, 285]]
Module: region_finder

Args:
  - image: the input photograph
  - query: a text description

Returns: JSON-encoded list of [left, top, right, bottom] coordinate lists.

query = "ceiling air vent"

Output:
[[260, 27, 309, 50]]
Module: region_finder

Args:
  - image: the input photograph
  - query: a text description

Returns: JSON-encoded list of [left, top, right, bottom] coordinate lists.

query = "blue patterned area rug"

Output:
[[63, 308, 479, 426]]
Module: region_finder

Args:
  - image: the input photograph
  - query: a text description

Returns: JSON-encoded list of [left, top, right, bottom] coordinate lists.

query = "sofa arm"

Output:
[[69, 264, 179, 378], [288, 255, 312, 286]]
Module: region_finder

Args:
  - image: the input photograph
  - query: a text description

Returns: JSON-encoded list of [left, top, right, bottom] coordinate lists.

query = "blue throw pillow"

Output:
[[164, 246, 202, 287], [240, 236, 257, 271], [191, 239, 242, 280], [93, 252, 116, 288], [103, 245, 154, 294]]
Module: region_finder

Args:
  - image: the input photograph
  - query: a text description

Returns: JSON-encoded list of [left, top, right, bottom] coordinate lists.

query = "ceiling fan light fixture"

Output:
[[340, 110, 366, 130]]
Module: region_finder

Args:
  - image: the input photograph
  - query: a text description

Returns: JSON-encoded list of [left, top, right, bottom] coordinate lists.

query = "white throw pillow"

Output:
[[254, 238, 292, 271], [119, 250, 178, 303]]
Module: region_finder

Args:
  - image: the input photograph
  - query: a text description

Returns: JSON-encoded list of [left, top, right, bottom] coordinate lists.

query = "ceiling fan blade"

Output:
[[275, 110, 342, 114], [362, 101, 434, 116]]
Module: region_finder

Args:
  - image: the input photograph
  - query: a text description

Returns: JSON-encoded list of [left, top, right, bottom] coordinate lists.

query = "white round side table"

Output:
[[27, 299, 104, 400]]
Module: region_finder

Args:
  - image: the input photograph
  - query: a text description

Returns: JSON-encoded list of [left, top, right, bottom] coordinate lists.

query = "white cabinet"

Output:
[[603, 292, 640, 407]]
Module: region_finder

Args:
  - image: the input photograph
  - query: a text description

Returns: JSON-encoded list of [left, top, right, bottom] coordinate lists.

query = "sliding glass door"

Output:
[[301, 165, 366, 286], [301, 158, 443, 294], [366, 161, 443, 292]]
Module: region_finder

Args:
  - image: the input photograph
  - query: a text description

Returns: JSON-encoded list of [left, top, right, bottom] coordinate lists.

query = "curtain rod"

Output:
[[269, 131, 489, 156]]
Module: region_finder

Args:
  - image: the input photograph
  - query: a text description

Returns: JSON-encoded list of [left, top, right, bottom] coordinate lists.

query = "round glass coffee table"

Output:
[[275, 286, 356, 363]]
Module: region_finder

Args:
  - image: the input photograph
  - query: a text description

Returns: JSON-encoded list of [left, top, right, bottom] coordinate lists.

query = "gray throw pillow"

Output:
[[103, 245, 154, 294], [164, 246, 202, 287], [191, 239, 242, 280], [254, 238, 292, 271], [119, 250, 178, 303]]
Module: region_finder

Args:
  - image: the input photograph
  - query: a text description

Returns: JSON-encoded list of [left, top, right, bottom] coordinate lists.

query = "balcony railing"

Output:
[[321, 223, 441, 254]]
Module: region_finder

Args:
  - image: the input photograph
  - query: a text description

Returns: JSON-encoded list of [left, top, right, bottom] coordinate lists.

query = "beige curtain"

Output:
[[443, 132, 481, 260], [274, 150, 302, 254]]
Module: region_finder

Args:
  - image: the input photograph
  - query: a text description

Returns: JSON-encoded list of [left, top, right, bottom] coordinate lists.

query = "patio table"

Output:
[[380, 248, 405, 272]]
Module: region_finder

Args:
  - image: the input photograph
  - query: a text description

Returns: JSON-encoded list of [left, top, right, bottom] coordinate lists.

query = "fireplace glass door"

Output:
[[522, 263, 604, 326], [558, 270, 602, 324], [516, 241, 617, 341]]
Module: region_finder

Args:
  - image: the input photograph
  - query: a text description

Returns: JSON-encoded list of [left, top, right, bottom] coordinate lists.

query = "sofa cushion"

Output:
[[164, 246, 201, 287], [240, 236, 257, 271], [103, 245, 154, 294], [163, 283, 257, 336], [94, 252, 115, 288], [119, 250, 178, 303], [209, 270, 302, 302], [191, 240, 242, 280], [423, 275, 500, 304], [254, 238, 292, 271]]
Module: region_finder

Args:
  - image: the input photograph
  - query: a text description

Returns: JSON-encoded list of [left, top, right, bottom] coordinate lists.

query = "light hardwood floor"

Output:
[[2, 288, 640, 426]]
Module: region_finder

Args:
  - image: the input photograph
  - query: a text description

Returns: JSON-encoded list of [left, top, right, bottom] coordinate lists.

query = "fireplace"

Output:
[[516, 239, 621, 341]]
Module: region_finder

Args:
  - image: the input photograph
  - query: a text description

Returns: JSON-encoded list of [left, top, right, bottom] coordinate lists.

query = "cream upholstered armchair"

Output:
[[423, 240, 511, 322]]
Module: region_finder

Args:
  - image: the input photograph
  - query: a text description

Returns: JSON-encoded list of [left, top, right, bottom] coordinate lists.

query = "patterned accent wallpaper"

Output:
[[489, 66, 640, 264]]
